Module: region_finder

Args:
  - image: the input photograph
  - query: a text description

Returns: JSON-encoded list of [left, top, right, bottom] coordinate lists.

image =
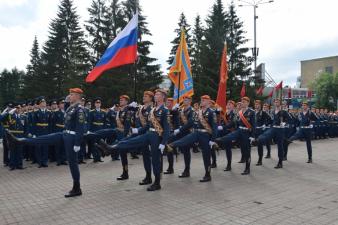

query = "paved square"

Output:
[[1, 138, 338, 225]]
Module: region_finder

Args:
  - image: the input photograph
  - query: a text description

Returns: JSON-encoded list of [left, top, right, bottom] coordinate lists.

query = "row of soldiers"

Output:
[[2, 88, 338, 196]]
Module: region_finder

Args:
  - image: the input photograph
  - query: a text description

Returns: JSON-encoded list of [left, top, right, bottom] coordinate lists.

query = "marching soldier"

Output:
[[254, 100, 271, 166], [169, 95, 217, 182], [98, 89, 170, 191], [164, 97, 179, 175], [215, 97, 255, 175], [5, 88, 86, 197], [256, 99, 291, 169], [287, 102, 318, 163], [262, 103, 272, 158], [1, 102, 13, 167]]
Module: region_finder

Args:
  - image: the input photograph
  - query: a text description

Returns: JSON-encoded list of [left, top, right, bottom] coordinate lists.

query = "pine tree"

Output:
[[41, 0, 90, 98], [0, 68, 25, 105], [166, 12, 192, 68], [225, 2, 252, 99], [190, 14, 205, 99], [22, 36, 43, 99], [199, 0, 228, 99], [85, 0, 107, 65], [122, 0, 162, 101]]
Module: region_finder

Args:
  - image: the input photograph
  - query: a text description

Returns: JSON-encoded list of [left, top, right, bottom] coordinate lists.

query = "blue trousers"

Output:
[[167, 132, 191, 171], [116, 131, 162, 177], [9, 145, 23, 169], [171, 131, 211, 173], [19, 132, 80, 182], [257, 128, 284, 162], [217, 129, 251, 166], [289, 128, 313, 159]]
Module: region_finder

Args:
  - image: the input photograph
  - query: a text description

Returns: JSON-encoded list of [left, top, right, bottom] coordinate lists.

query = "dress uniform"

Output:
[[215, 97, 255, 175], [164, 98, 180, 175], [5, 88, 85, 197], [100, 89, 169, 191], [254, 100, 272, 166], [7, 104, 27, 170], [170, 95, 217, 182], [1, 102, 13, 166], [216, 100, 236, 171], [288, 102, 318, 163], [79, 98, 90, 162], [171, 96, 194, 178], [33, 97, 52, 168], [53, 99, 67, 165], [257, 99, 291, 169], [88, 97, 106, 162]]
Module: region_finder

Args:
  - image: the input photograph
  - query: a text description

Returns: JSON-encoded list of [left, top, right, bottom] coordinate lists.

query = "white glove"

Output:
[[132, 128, 138, 134], [1, 107, 9, 116], [249, 137, 255, 143], [172, 103, 179, 110], [73, 146, 80, 152], [9, 108, 16, 115], [217, 126, 223, 131], [174, 129, 180, 135], [129, 101, 138, 108], [281, 122, 286, 127], [110, 105, 116, 111], [159, 144, 165, 154], [65, 95, 70, 103], [209, 141, 216, 148], [86, 131, 91, 134], [32, 135, 36, 138]]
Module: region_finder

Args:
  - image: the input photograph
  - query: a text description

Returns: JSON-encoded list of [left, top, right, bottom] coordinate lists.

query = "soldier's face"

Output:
[[59, 103, 64, 110], [166, 100, 173, 109], [119, 98, 128, 107], [274, 100, 281, 107], [95, 101, 101, 108], [200, 99, 208, 107], [263, 105, 268, 111], [69, 93, 80, 103], [302, 104, 308, 110], [183, 98, 191, 106], [143, 95, 152, 104], [154, 92, 164, 103], [242, 100, 249, 108], [254, 103, 261, 110], [39, 101, 46, 108]]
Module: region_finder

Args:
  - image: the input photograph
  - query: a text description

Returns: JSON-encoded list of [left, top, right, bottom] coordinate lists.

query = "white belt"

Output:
[[273, 125, 284, 128], [194, 129, 208, 133], [239, 126, 249, 130], [149, 128, 156, 132], [256, 126, 265, 129], [64, 130, 76, 135], [301, 126, 313, 129]]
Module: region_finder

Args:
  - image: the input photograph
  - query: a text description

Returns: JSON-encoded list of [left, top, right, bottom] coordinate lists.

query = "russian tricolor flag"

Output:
[[86, 13, 138, 83]]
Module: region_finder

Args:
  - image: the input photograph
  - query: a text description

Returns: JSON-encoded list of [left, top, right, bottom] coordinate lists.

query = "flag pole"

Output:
[[133, 62, 137, 101]]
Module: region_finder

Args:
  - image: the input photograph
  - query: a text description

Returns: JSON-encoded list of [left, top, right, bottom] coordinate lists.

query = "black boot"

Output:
[[241, 160, 250, 175], [95, 139, 116, 157], [264, 154, 271, 159], [117, 166, 129, 180], [147, 175, 161, 191], [178, 169, 190, 178], [256, 158, 262, 166], [211, 161, 217, 168], [200, 171, 211, 182], [224, 164, 231, 171], [238, 156, 245, 163], [139, 173, 152, 185], [164, 167, 174, 174], [65, 181, 82, 198], [274, 160, 283, 169], [307, 158, 312, 163]]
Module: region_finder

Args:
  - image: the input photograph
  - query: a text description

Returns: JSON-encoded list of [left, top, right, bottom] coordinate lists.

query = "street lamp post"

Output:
[[239, 0, 273, 78]]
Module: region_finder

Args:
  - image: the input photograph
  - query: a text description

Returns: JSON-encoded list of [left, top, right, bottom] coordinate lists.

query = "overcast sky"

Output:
[[1, 0, 338, 87]]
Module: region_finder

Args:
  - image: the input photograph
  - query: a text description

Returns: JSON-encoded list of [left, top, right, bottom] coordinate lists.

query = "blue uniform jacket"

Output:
[[64, 103, 85, 147]]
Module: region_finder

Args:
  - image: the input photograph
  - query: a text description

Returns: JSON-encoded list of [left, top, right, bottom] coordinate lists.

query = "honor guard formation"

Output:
[[1, 88, 338, 198]]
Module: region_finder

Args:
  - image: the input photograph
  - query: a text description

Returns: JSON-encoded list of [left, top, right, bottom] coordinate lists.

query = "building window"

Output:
[[325, 66, 333, 74]]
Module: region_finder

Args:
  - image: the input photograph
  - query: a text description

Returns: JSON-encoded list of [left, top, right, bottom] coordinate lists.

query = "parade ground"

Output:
[[1, 139, 338, 225]]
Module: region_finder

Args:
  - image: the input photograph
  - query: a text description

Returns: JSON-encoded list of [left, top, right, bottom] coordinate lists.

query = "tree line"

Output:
[[1, 0, 256, 107]]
